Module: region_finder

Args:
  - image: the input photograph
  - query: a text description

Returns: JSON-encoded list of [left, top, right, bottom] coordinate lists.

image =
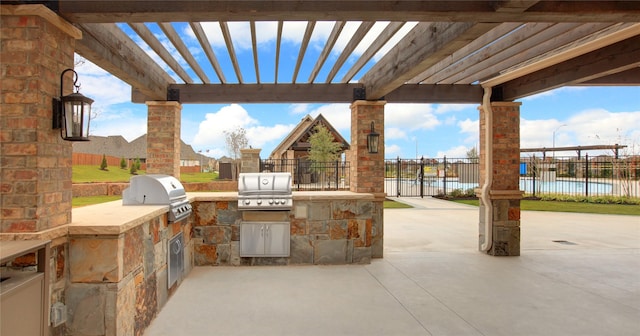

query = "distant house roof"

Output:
[[269, 114, 350, 159], [73, 134, 202, 160]]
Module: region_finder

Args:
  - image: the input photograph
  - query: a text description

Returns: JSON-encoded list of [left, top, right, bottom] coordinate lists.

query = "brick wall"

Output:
[[1, 7, 80, 232], [478, 102, 522, 256], [348, 101, 385, 194], [146, 101, 181, 178]]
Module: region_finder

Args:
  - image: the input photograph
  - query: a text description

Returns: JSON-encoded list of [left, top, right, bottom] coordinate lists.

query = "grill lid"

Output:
[[238, 172, 292, 196], [123, 174, 186, 205], [123, 174, 192, 222], [238, 172, 292, 210]]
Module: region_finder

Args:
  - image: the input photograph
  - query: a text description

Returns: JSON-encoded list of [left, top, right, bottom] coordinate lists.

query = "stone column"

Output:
[[478, 102, 523, 256], [240, 148, 261, 173], [348, 100, 386, 258], [0, 5, 81, 232], [146, 101, 181, 178]]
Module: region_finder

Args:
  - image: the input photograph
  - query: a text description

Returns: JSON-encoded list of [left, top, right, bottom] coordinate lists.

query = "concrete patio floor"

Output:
[[144, 197, 639, 336]]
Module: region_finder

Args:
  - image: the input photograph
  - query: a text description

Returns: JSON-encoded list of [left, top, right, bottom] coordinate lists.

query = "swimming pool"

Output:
[[388, 177, 614, 196]]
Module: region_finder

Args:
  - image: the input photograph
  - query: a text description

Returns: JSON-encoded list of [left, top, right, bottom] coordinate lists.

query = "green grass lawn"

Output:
[[384, 199, 413, 209], [73, 165, 218, 183], [452, 199, 640, 216], [73, 195, 121, 207], [72, 165, 144, 183]]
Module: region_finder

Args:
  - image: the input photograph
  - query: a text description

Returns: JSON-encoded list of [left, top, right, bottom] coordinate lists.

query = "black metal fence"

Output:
[[261, 159, 350, 191], [385, 157, 479, 197], [385, 155, 640, 199]]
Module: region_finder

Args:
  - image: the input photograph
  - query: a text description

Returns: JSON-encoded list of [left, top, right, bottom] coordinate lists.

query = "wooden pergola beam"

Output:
[[57, 1, 640, 23], [360, 22, 498, 99], [157, 84, 482, 104], [499, 35, 640, 101], [75, 23, 173, 101]]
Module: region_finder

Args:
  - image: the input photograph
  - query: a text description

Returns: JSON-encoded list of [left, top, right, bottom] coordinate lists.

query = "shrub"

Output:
[[120, 157, 127, 169], [100, 154, 108, 171], [130, 162, 138, 175]]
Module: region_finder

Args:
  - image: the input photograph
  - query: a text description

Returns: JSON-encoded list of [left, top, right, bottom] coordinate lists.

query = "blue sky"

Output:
[[75, 22, 640, 159]]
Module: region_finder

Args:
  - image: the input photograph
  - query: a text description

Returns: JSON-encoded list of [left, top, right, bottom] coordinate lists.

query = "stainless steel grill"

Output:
[[122, 174, 192, 222], [237, 172, 292, 210]]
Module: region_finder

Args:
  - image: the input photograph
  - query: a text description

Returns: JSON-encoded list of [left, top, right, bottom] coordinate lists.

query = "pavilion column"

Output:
[[348, 100, 385, 258], [0, 5, 81, 232], [146, 101, 182, 178], [477, 102, 523, 256]]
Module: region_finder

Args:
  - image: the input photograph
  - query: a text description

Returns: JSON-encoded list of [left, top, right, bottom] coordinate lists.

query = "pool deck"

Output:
[[144, 197, 640, 336]]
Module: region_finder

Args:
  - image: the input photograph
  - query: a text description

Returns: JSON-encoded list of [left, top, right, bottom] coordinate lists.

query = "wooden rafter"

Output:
[[307, 21, 345, 83], [407, 22, 522, 84], [159, 22, 210, 83], [128, 22, 194, 83], [447, 23, 614, 84], [275, 21, 283, 84], [250, 21, 260, 83], [189, 22, 227, 83], [499, 35, 640, 100], [339, 21, 404, 84], [325, 21, 375, 83], [292, 21, 316, 83], [578, 68, 640, 86], [220, 21, 244, 83], [360, 22, 498, 99]]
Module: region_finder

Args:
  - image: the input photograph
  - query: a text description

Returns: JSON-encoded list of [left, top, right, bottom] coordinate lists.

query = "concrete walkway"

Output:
[[145, 197, 640, 336]]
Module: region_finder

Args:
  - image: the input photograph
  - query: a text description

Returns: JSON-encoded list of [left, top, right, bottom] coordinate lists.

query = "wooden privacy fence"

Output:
[[72, 153, 148, 170]]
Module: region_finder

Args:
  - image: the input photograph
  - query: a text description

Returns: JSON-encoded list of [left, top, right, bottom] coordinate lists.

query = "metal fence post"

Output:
[[396, 156, 401, 197], [532, 155, 537, 198], [296, 158, 301, 190], [334, 160, 339, 190], [585, 154, 589, 197], [443, 156, 447, 196], [420, 156, 424, 198]]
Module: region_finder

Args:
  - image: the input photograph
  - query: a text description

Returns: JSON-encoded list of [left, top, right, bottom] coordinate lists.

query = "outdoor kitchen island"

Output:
[[63, 190, 381, 335], [189, 190, 382, 266]]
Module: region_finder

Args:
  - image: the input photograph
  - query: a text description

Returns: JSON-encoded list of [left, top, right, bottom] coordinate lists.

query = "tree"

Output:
[[308, 125, 341, 162], [134, 157, 141, 170], [100, 154, 108, 171], [224, 127, 249, 160], [308, 125, 342, 189], [120, 157, 127, 169], [466, 146, 479, 160]]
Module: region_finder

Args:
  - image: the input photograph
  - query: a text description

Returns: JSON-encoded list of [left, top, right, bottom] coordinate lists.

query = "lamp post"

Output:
[[552, 124, 567, 160]]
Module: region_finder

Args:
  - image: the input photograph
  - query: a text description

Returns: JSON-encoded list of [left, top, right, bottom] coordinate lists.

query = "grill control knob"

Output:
[[268, 199, 274, 205], [257, 199, 262, 205], [244, 200, 251, 205]]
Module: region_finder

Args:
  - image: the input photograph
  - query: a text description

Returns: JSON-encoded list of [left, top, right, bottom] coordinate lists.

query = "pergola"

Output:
[[46, 1, 640, 104], [1, 1, 639, 254]]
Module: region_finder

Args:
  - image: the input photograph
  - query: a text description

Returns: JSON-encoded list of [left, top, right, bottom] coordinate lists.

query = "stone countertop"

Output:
[[68, 191, 377, 236], [69, 200, 168, 235], [188, 191, 375, 201]]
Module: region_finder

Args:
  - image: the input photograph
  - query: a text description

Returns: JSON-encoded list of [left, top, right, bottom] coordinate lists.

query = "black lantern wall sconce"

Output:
[[367, 121, 380, 154], [52, 68, 94, 141]]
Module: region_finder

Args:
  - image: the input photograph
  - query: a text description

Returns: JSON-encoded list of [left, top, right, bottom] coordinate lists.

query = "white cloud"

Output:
[[458, 118, 479, 143], [385, 103, 440, 130], [75, 58, 131, 107], [436, 145, 470, 158], [307, 103, 351, 131], [434, 104, 476, 114], [386, 127, 407, 140], [191, 104, 296, 157], [521, 86, 588, 102], [385, 144, 402, 156], [90, 107, 147, 142], [289, 103, 310, 115]]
